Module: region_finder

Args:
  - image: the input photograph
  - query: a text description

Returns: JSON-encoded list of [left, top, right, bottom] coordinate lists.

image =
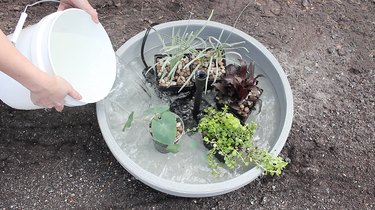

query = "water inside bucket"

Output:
[[49, 9, 116, 104]]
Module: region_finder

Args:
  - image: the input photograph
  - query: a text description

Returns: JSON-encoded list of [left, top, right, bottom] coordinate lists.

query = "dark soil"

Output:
[[1, 0, 374, 209]]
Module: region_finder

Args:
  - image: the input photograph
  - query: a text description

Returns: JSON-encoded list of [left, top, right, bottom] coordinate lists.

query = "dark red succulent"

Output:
[[213, 59, 263, 119]]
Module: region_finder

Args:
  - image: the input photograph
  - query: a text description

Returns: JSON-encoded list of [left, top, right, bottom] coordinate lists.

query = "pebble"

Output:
[[0, 161, 5, 168], [337, 48, 347, 56], [302, 0, 310, 7], [261, 196, 268, 205], [46, 187, 54, 194], [327, 47, 335, 54]]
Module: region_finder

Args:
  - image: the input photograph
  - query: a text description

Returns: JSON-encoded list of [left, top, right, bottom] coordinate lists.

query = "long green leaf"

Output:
[[122, 111, 134, 131]]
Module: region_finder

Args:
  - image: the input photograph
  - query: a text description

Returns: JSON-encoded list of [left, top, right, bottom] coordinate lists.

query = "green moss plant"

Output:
[[197, 106, 287, 175]]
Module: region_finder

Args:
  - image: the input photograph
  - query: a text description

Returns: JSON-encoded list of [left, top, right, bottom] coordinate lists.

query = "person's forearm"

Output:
[[0, 29, 51, 92]]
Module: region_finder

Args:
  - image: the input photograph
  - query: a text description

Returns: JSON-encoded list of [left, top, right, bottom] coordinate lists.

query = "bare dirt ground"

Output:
[[1, 0, 374, 209]]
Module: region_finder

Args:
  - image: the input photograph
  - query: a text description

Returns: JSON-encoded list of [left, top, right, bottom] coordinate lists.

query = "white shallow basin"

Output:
[[96, 20, 293, 197]]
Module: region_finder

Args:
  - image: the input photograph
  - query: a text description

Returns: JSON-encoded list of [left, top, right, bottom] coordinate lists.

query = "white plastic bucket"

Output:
[[0, 8, 116, 110]]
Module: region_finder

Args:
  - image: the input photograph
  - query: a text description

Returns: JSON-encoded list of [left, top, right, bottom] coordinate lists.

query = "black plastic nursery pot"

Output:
[[149, 115, 184, 154], [154, 54, 194, 92], [152, 140, 172, 154], [191, 48, 226, 82], [215, 99, 255, 125], [202, 138, 225, 163], [153, 52, 226, 93]]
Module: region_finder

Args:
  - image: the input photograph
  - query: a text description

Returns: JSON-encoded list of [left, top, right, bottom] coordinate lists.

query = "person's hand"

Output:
[[57, 0, 99, 23], [30, 75, 82, 112]]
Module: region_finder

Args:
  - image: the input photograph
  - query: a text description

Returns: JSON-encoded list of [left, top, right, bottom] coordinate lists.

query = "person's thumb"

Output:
[[57, 2, 70, 11], [86, 9, 99, 24], [68, 88, 82, 101]]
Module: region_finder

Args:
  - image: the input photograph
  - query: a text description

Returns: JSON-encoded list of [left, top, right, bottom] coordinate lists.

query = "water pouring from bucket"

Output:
[[0, 6, 116, 110]]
